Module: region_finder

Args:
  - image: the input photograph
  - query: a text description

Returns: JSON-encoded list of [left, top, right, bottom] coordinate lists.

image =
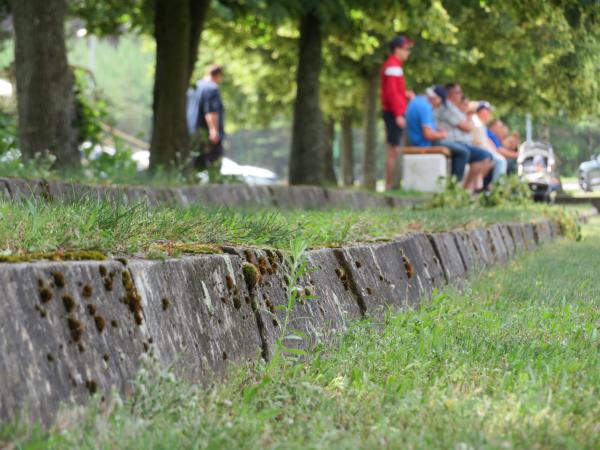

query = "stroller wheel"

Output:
[[579, 174, 592, 192]]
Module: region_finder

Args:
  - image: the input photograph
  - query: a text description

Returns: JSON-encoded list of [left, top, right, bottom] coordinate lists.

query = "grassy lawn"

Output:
[[0, 197, 575, 260], [3, 219, 599, 449]]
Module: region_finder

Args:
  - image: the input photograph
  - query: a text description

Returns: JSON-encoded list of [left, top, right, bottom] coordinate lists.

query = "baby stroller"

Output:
[[517, 141, 562, 202]]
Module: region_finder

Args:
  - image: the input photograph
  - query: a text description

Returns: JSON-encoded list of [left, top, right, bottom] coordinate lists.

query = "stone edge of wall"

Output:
[[0, 177, 422, 210], [0, 218, 561, 425]]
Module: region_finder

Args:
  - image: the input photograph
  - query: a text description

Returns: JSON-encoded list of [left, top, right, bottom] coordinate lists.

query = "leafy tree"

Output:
[[431, 0, 600, 118], [69, 0, 600, 183]]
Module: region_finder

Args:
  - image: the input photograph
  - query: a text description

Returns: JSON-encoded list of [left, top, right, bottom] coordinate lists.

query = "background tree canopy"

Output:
[[2, 0, 599, 182]]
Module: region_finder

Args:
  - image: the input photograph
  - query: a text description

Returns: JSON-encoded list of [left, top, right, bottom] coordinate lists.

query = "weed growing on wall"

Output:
[[267, 238, 314, 370]]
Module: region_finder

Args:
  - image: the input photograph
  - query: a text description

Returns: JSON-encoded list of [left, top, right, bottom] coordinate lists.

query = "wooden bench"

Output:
[[403, 146, 451, 157], [402, 146, 451, 192]]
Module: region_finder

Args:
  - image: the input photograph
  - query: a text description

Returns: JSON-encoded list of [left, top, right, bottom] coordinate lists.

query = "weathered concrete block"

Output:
[[247, 185, 275, 207], [65, 184, 122, 204], [497, 224, 516, 259], [269, 185, 328, 209], [146, 187, 179, 206], [177, 186, 206, 206], [189, 185, 268, 208], [523, 223, 537, 250], [302, 248, 364, 323], [170, 187, 189, 206], [534, 220, 552, 244], [323, 188, 354, 209], [549, 220, 561, 239], [46, 180, 80, 202], [1, 177, 48, 201], [468, 228, 496, 268], [365, 195, 389, 209], [452, 231, 481, 275], [127, 255, 263, 381], [204, 185, 244, 206], [231, 246, 364, 357], [427, 232, 467, 286], [47, 181, 144, 207], [334, 241, 412, 318], [385, 196, 419, 209], [0, 261, 148, 425], [507, 223, 526, 254], [395, 233, 446, 300], [487, 225, 510, 264], [347, 191, 373, 209], [0, 178, 11, 200]]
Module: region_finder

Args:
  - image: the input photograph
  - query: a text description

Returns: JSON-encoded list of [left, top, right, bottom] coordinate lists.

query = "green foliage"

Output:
[[73, 69, 109, 147], [67, 34, 155, 140], [478, 175, 532, 207], [81, 140, 140, 182], [432, 0, 600, 118], [426, 176, 473, 208], [0, 110, 18, 155], [211, 0, 600, 133], [428, 175, 535, 209], [0, 151, 56, 179], [546, 205, 582, 241], [68, 0, 151, 35]]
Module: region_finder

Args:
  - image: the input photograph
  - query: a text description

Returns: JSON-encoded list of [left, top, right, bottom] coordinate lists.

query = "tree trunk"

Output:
[[149, 0, 209, 172], [289, 12, 324, 186], [12, 0, 79, 169], [322, 117, 337, 184], [362, 68, 378, 190], [340, 113, 354, 186]]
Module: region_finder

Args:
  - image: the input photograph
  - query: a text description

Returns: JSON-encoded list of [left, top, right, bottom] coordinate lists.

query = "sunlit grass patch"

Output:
[[0, 195, 571, 259]]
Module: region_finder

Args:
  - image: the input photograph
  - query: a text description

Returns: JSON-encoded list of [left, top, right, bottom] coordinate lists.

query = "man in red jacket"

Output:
[[381, 35, 414, 190]]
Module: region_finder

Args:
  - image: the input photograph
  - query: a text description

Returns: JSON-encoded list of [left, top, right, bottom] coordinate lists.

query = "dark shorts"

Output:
[[466, 144, 492, 163], [382, 111, 403, 146]]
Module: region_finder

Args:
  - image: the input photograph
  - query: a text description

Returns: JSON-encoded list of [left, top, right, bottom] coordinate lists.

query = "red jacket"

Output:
[[380, 54, 407, 117]]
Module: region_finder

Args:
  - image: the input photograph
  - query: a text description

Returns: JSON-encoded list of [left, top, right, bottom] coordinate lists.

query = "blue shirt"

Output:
[[487, 129, 501, 149], [406, 95, 436, 147]]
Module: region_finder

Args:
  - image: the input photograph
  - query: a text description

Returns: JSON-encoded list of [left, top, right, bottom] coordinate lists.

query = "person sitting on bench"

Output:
[[433, 83, 494, 192], [406, 85, 491, 191]]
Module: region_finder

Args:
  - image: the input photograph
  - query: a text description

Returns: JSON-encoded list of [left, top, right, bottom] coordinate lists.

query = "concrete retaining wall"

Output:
[[0, 219, 560, 425], [0, 177, 421, 210]]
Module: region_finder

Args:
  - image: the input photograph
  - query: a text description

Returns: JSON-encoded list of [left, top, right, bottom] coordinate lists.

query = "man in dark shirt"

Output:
[[187, 64, 225, 182]]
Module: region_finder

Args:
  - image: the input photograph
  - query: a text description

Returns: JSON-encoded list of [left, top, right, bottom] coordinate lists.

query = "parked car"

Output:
[[578, 155, 600, 192]]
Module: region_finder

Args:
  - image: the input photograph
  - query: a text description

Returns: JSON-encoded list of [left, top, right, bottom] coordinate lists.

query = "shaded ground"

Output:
[[2, 218, 598, 449]]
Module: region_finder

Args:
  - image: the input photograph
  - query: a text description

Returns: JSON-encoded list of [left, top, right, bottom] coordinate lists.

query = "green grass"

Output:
[[3, 219, 599, 449], [0, 196, 570, 259]]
